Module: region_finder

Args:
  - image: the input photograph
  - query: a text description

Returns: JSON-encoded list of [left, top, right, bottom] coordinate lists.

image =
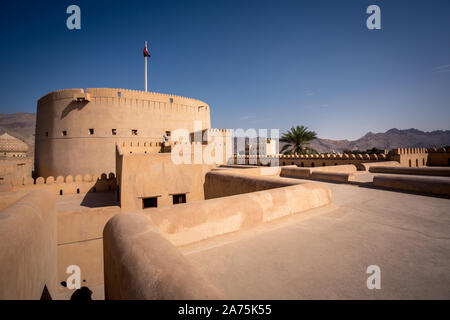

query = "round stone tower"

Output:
[[34, 88, 211, 177]]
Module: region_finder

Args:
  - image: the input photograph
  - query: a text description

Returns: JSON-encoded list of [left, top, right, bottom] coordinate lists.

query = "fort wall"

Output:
[[0, 158, 33, 185], [0, 190, 57, 299], [235, 153, 390, 169], [116, 149, 215, 212], [389, 148, 428, 167], [6, 172, 117, 196], [234, 147, 448, 169], [428, 147, 450, 166]]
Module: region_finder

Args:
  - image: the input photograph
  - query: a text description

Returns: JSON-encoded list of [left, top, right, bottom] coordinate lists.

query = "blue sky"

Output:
[[0, 0, 449, 140]]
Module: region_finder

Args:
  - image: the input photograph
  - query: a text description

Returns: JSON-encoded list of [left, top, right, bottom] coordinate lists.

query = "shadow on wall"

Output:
[[61, 101, 89, 119], [80, 189, 118, 208], [79, 173, 118, 208]]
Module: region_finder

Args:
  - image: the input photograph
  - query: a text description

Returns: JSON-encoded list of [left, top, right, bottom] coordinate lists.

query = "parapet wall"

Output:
[[37, 88, 209, 110], [280, 164, 357, 182], [428, 147, 450, 166], [0, 190, 57, 299], [146, 181, 332, 247], [234, 147, 449, 169], [103, 213, 224, 299], [369, 166, 450, 177], [373, 175, 450, 197], [8, 172, 116, 196], [235, 153, 389, 169], [204, 169, 295, 199]]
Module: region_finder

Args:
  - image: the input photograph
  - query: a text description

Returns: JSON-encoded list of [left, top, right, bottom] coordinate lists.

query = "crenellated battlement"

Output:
[[37, 88, 209, 108], [428, 147, 450, 153], [390, 148, 428, 155], [235, 153, 388, 161], [234, 146, 450, 168], [12, 172, 117, 196]]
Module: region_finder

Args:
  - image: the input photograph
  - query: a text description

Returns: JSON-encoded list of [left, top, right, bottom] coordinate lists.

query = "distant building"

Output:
[[233, 137, 278, 156], [0, 132, 32, 185], [0, 132, 28, 158]]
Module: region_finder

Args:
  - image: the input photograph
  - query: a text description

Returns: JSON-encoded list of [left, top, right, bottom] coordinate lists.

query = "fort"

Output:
[[0, 88, 449, 300], [35, 88, 212, 177]]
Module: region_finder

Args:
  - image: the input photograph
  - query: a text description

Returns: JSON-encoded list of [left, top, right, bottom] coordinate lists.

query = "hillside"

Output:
[[310, 128, 450, 153]]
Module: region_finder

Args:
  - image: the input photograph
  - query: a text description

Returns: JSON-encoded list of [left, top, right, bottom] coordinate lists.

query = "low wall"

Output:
[[205, 170, 298, 199], [310, 171, 355, 183], [373, 175, 450, 196], [359, 161, 400, 171], [146, 182, 332, 247], [369, 166, 450, 177], [213, 166, 281, 177], [280, 165, 356, 182], [0, 190, 57, 299], [103, 213, 225, 300]]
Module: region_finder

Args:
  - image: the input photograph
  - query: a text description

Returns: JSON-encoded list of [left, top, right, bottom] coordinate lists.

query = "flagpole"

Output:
[[145, 41, 148, 92]]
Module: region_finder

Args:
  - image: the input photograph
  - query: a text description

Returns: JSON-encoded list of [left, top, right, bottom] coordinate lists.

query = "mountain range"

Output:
[[310, 128, 450, 153], [0, 112, 449, 155]]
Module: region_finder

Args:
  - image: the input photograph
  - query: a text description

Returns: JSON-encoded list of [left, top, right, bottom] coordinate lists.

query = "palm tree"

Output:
[[280, 125, 318, 154]]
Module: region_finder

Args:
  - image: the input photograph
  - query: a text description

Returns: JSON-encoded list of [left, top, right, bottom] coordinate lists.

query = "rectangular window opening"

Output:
[[89, 128, 94, 135], [143, 197, 158, 209], [132, 129, 138, 136], [62, 130, 67, 136], [172, 193, 186, 205], [112, 129, 117, 135]]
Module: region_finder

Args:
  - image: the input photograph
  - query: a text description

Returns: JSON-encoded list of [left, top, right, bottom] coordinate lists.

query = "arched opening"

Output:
[[409, 159, 412, 167], [76, 188, 80, 194], [59, 190, 63, 196], [415, 159, 419, 167]]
